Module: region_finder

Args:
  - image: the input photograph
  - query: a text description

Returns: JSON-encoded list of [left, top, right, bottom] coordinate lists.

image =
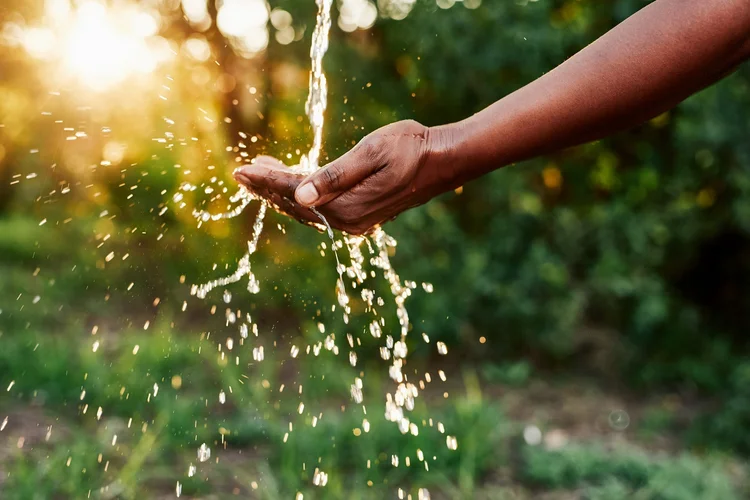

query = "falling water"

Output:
[[299, 0, 333, 174], [179, 0, 450, 493]]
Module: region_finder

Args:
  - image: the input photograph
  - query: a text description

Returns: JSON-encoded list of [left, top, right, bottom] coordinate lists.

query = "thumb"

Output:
[[295, 136, 384, 207]]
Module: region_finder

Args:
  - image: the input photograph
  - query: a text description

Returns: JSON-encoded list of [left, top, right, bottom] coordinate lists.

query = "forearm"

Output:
[[430, 0, 750, 184]]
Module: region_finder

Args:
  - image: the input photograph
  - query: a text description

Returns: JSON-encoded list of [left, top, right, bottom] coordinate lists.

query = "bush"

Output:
[[522, 443, 740, 500]]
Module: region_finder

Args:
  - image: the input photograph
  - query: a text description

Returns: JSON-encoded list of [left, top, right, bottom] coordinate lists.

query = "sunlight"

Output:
[[216, 0, 270, 57], [20, 0, 170, 91]]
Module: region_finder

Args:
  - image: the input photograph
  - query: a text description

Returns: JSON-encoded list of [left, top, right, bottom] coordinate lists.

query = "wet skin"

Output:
[[235, 0, 750, 235]]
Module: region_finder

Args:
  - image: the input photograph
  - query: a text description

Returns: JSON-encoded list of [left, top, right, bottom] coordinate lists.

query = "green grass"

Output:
[[0, 214, 747, 499], [522, 443, 742, 499], [0, 312, 513, 498]]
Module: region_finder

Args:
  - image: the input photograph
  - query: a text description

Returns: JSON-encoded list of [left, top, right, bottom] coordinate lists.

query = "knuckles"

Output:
[[358, 135, 386, 164], [242, 125, 425, 236], [319, 166, 343, 191], [398, 119, 425, 133]]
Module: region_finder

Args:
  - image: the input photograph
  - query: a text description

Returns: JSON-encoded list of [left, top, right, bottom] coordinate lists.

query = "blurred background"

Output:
[[1, 0, 750, 498]]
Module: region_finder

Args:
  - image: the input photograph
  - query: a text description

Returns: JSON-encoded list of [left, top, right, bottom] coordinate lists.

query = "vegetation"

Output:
[[1, 0, 749, 498]]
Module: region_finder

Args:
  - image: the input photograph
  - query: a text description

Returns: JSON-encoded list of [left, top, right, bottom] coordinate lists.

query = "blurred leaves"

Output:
[[1, 0, 750, 497]]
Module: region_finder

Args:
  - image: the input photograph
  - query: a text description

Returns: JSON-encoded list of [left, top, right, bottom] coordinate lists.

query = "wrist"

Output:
[[426, 116, 500, 191], [424, 122, 468, 191]]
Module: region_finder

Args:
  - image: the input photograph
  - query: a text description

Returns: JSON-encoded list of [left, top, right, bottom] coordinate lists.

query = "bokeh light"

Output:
[[15, 0, 170, 91], [378, 0, 416, 21], [183, 34, 212, 62], [338, 0, 378, 32], [216, 0, 270, 58], [182, 0, 211, 30], [271, 8, 295, 45]]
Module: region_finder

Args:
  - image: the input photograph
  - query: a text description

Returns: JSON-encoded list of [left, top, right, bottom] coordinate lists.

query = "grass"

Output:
[[522, 443, 743, 499], [0, 216, 747, 499], [2, 317, 746, 499], [0, 312, 514, 498]]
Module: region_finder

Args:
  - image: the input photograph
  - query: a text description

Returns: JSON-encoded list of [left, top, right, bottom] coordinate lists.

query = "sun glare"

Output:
[[18, 0, 171, 91], [215, 0, 271, 57]]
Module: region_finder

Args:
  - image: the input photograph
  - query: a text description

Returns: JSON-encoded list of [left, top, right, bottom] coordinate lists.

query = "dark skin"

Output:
[[234, 0, 750, 236]]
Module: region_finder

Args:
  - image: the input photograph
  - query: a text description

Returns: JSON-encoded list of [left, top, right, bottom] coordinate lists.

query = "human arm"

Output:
[[235, 0, 750, 235]]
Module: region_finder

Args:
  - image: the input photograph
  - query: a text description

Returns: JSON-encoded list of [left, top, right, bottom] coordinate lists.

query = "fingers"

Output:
[[295, 135, 385, 207], [232, 154, 389, 234], [234, 157, 322, 226], [265, 191, 323, 230], [234, 156, 302, 200]]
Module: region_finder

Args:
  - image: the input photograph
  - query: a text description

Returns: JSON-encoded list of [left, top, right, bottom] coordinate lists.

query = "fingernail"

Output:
[[296, 183, 319, 206]]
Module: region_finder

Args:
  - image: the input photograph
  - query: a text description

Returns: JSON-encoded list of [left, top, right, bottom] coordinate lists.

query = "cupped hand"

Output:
[[233, 120, 455, 235]]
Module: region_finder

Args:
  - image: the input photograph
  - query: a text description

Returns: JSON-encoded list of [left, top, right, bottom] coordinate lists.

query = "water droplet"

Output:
[[523, 425, 542, 446], [350, 378, 363, 404], [197, 443, 211, 462], [312, 468, 328, 486], [609, 409, 630, 430], [369, 320, 382, 338], [446, 435, 458, 450]]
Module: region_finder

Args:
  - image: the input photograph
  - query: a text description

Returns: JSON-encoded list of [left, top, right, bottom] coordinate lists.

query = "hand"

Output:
[[233, 120, 455, 235]]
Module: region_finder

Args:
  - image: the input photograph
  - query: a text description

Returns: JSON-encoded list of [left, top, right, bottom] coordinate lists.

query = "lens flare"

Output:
[[18, 0, 168, 91]]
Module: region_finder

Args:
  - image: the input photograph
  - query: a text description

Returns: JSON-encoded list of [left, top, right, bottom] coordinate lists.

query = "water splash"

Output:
[[189, 201, 266, 299], [178, 0, 451, 492], [300, 0, 333, 174]]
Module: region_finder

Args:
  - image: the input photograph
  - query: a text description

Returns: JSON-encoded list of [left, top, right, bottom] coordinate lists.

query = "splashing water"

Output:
[[179, 0, 451, 492], [188, 200, 266, 299], [299, 0, 333, 174]]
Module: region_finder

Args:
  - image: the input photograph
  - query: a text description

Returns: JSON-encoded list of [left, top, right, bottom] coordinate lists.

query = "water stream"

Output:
[[179, 0, 454, 494]]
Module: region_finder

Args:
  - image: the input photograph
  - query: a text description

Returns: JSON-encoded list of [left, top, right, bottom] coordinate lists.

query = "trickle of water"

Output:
[[299, 0, 333, 174], [175, 0, 454, 491], [311, 207, 351, 320], [188, 201, 266, 300]]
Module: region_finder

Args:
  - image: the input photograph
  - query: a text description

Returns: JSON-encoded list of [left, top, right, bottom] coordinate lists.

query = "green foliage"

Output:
[[4, 433, 105, 500], [481, 361, 533, 386], [522, 444, 741, 500], [0, 316, 510, 498], [690, 361, 750, 455], [1, 0, 750, 497], [370, 6, 750, 414]]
